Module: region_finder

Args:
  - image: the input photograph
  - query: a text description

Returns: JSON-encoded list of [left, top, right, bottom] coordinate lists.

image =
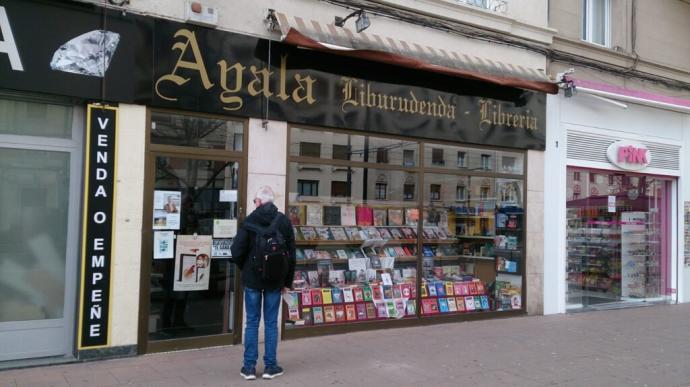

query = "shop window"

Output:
[[298, 180, 319, 196], [403, 149, 415, 167], [480, 154, 491, 170], [404, 183, 416, 200], [456, 185, 467, 201], [501, 156, 516, 173], [432, 148, 444, 166], [582, 0, 610, 47], [430, 184, 442, 201], [150, 111, 244, 150], [457, 151, 467, 168], [480, 186, 490, 199], [332, 144, 349, 160], [0, 97, 73, 138], [376, 147, 389, 163], [300, 142, 321, 158], [375, 183, 387, 200], [331, 181, 348, 197]]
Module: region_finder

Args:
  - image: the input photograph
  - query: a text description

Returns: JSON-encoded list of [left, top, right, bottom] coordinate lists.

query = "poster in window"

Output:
[[174, 235, 212, 291], [153, 231, 175, 259], [153, 190, 181, 230], [212, 238, 233, 258]]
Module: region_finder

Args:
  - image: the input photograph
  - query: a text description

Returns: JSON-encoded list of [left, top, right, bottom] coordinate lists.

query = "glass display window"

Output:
[[566, 167, 673, 310], [286, 127, 527, 330]]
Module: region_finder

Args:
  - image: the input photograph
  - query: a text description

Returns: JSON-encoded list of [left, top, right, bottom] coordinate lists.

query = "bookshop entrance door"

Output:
[[141, 154, 245, 353]]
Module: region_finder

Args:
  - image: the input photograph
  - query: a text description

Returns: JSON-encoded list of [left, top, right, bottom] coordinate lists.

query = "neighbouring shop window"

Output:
[[150, 111, 244, 150], [582, 0, 610, 46], [0, 97, 73, 138], [300, 142, 321, 158], [375, 183, 388, 200], [298, 180, 319, 196], [333, 144, 349, 160], [566, 167, 673, 311], [285, 127, 526, 330]]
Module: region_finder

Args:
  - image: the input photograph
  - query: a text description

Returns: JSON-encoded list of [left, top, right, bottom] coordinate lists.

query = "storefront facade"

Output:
[[544, 80, 690, 314], [0, 0, 555, 365]]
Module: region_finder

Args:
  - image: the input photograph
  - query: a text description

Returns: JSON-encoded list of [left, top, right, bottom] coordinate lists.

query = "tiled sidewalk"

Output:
[[2, 304, 690, 387]]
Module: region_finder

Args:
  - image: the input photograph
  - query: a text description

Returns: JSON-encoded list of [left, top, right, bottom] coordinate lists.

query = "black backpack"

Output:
[[243, 216, 289, 282]]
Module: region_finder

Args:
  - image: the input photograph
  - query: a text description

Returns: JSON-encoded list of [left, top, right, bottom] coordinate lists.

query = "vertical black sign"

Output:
[[79, 104, 118, 349]]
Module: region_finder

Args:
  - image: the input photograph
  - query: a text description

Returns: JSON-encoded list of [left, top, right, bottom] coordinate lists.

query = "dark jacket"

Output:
[[231, 203, 296, 290]]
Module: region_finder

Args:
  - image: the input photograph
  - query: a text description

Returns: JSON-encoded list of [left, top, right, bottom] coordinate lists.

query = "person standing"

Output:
[[231, 186, 296, 380]]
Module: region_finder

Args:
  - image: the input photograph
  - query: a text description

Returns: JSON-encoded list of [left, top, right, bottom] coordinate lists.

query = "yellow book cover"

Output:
[[321, 288, 333, 304]]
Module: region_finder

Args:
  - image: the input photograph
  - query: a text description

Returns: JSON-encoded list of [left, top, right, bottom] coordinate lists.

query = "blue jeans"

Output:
[[243, 287, 281, 369]]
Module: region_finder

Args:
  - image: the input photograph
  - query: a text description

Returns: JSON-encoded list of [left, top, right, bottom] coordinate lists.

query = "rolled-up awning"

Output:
[[275, 12, 558, 94]]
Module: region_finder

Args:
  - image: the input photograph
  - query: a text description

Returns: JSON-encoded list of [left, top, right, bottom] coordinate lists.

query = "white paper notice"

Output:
[[213, 219, 238, 238], [174, 235, 212, 291], [212, 238, 233, 257], [153, 190, 181, 230], [608, 195, 616, 213], [381, 272, 393, 286], [219, 190, 237, 202], [153, 231, 175, 259]]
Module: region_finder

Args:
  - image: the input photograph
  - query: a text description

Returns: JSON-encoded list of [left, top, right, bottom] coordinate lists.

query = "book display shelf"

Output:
[[283, 127, 526, 335]]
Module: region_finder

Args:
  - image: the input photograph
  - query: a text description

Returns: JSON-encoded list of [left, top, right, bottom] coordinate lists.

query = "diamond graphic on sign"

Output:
[[50, 30, 120, 77]]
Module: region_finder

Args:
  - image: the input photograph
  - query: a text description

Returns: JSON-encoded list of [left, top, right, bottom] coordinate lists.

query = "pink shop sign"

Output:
[[606, 140, 651, 171]]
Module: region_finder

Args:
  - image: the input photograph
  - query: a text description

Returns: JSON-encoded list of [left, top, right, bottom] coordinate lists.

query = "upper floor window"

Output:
[[582, 0, 610, 47], [300, 142, 321, 158]]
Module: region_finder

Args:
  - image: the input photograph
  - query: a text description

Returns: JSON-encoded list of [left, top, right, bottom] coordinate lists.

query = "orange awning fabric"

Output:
[[276, 12, 558, 94]]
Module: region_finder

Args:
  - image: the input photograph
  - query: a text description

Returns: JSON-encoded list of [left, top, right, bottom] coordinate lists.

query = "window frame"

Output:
[[581, 0, 611, 47], [299, 141, 321, 158], [298, 179, 319, 197], [375, 182, 388, 200]]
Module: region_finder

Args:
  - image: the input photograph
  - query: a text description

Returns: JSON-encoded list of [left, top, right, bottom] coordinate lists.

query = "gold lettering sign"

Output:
[[340, 78, 456, 120], [155, 29, 317, 109], [478, 99, 538, 131]]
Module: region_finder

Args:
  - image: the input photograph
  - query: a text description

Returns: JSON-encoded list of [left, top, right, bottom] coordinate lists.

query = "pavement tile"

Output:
[[107, 365, 162, 384], [14, 376, 69, 387], [61, 370, 120, 387]]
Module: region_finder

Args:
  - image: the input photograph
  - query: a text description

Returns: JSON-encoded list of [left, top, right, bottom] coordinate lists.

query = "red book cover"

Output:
[[355, 206, 374, 226], [323, 305, 335, 322], [334, 304, 346, 322], [371, 285, 383, 300], [345, 304, 357, 321], [301, 290, 312, 306], [468, 282, 478, 295], [376, 302, 389, 318], [356, 303, 367, 320], [453, 282, 464, 296], [410, 283, 417, 299], [421, 298, 439, 315], [401, 284, 411, 298], [460, 283, 470, 296], [353, 287, 364, 302], [392, 284, 403, 298], [456, 297, 466, 312], [311, 288, 323, 305], [475, 281, 486, 294], [365, 302, 377, 319]]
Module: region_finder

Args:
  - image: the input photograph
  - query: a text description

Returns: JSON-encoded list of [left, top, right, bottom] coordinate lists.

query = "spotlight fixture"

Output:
[[334, 9, 370, 33]]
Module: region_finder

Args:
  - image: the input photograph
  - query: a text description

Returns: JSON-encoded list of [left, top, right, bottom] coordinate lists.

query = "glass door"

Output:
[[145, 156, 242, 350]]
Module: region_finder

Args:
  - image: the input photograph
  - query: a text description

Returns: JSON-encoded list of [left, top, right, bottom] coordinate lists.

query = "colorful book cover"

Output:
[[423, 227, 438, 240], [376, 302, 389, 318], [410, 283, 417, 299], [323, 206, 342, 226], [393, 300, 404, 317], [293, 226, 304, 241], [288, 307, 301, 321], [392, 285, 403, 299], [456, 297, 466, 312], [453, 282, 464, 296], [420, 283, 428, 298], [445, 282, 455, 296], [405, 208, 419, 226], [288, 205, 306, 226], [373, 209, 387, 226], [316, 227, 334, 241], [306, 204, 323, 226], [328, 270, 345, 287], [388, 208, 404, 226], [371, 284, 383, 300], [331, 287, 343, 304], [435, 282, 446, 296], [476, 281, 486, 294], [313, 306, 324, 324], [438, 297, 449, 313], [401, 284, 411, 298], [324, 305, 336, 323], [382, 285, 393, 300], [428, 283, 438, 297], [353, 287, 364, 302], [300, 226, 318, 241], [336, 249, 349, 259], [460, 283, 470, 296], [355, 206, 374, 226], [406, 299, 417, 316], [334, 304, 346, 322], [283, 292, 300, 308], [401, 227, 417, 239], [464, 296, 476, 311], [303, 249, 316, 260], [447, 297, 458, 312], [364, 227, 382, 239], [474, 296, 483, 310], [345, 304, 357, 321], [307, 271, 319, 287], [330, 227, 349, 241], [341, 205, 357, 226], [344, 227, 362, 240], [311, 289, 323, 305], [389, 228, 404, 239], [342, 287, 355, 303], [421, 298, 439, 314], [321, 288, 333, 304], [362, 286, 373, 302], [365, 302, 377, 319], [301, 290, 313, 306], [356, 303, 367, 320], [302, 307, 313, 325], [468, 282, 478, 295], [295, 249, 305, 261], [377, 227, 393, 239], [480, 295, 490, 310]]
